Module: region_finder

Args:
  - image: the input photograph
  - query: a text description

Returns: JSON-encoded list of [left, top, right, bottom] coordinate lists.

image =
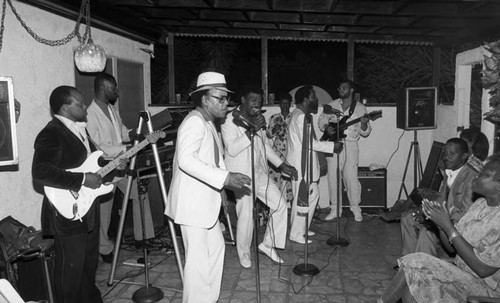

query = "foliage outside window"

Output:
[[268, 41, 346, 103], [482, 40, 500, 123], [354, 45, 456, 105]]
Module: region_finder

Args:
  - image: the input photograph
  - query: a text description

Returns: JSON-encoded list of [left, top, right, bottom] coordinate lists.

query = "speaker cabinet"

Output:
[[342, 167, 387, 208], [420, 141, 445, 191], [0, 77, 18, 166], [397, 87, 437, 130]]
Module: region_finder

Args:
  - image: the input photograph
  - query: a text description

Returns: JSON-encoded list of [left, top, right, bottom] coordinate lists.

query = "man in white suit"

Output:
[[165, 71, 251, 303], [221, 87, 297, 269], [287, 85, 337, 244]]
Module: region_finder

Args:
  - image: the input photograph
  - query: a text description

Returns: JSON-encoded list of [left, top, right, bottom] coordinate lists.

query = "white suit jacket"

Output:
[[221, 112, 283, 181], [286, 108, 335, 182], [86, 100, 130, 158], [165, 110, 229, 228]]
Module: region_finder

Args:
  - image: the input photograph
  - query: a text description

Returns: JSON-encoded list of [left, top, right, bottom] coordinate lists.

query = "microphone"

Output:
[[232, 110, 263, 130], [232, 110, 273, 138]]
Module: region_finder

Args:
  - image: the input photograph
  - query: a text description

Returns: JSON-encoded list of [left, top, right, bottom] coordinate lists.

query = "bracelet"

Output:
[[448, 230, 461, 244]]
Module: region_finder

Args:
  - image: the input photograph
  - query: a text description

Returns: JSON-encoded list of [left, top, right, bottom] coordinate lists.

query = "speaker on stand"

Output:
[[396, 87, 438, 199]]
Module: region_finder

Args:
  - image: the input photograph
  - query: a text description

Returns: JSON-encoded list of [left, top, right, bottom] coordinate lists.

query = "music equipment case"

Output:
[[342, 167, 387, 209]]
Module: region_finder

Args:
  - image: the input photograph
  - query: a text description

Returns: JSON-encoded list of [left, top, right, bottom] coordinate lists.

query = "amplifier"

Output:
[[342, 167, 387, 209]]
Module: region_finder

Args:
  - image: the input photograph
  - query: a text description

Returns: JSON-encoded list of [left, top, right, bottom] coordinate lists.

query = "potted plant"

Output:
[[482, 40, 500, 122]]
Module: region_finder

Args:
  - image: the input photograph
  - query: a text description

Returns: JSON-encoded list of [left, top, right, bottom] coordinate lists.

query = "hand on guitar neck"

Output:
[[320, 110, 382, 142]]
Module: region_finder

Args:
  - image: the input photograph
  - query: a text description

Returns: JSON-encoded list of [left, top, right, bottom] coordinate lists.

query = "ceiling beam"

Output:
[[392, 0, 415, 15], [265, 0, 275, 11], [329, 0, 341, 12]]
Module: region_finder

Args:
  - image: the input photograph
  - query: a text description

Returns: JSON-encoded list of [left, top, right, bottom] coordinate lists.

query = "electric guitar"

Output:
[[320, 110, 382, 142], [44, 131, 166, 221]]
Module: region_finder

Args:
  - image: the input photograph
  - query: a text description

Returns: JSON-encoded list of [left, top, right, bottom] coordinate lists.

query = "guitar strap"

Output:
[[346, 99, 357, 119]]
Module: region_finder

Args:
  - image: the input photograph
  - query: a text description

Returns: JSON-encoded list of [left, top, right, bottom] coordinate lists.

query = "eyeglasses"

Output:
[[208, 94, 230, 104]]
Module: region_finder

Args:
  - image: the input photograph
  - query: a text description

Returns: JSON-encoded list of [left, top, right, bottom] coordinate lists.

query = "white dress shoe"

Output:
[[258, 243, 284, 264], [239, 253, 252, 268], [325, 209, 340, 221], [307, 231, 315, 236], [289, 237, 312, 244], [354, 212, 363, 222]]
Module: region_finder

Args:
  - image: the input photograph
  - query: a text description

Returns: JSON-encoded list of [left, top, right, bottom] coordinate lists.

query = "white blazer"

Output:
[[286, 108, 335, 182], [86, 100, 130, 158], [165, 110, 229, 229], [221, 112, 283, 181]]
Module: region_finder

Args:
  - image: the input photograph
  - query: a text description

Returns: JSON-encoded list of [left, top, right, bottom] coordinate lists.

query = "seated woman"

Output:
[[380, 153, 500, 303]]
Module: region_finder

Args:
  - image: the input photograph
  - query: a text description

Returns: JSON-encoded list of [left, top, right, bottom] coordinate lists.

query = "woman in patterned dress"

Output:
[[380, 153, 500, 303], [268, 92, 293, 206]]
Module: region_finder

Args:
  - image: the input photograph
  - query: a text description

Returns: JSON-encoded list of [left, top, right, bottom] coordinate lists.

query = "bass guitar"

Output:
[[44, 131, 165, 221], [320, 110, 382, 142]]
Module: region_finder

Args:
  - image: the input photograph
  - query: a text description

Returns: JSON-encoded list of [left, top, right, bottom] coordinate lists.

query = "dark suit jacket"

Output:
[[32, 118, 98, 236]]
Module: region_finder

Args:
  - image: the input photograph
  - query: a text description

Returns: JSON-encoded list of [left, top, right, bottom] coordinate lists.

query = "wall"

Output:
[[0, 2, 151, 228]]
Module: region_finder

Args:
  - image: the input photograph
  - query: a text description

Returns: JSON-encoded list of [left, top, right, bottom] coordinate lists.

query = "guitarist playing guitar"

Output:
[[318, 79, 381, 222]]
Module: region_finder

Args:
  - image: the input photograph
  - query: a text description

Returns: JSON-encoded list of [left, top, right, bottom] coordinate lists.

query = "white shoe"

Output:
[[325, 209, 340, 221], [289, 237, 312, 244], [239, 253, 251, 268], [354, 211, 363, 222], [307, 231, 315, 237], [258, 243, 284, 264]]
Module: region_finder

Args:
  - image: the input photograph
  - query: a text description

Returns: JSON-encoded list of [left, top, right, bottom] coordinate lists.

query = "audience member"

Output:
[[380, 153, 500, 303], [400, 138, 480, 257]]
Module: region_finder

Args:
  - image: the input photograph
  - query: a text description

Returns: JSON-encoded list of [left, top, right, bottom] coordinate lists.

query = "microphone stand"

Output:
[[249, 127, 261, 303], [327, 119, 349, 247], [293, 119, 319, 277]]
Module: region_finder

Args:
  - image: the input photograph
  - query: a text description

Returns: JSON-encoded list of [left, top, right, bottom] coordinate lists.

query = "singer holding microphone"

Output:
[[221, 86, 298, 268]]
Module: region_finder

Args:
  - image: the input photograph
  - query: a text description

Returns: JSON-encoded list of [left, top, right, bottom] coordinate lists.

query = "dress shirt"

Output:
[[446, 166, 463, 188], [55, 115, 91, 155]]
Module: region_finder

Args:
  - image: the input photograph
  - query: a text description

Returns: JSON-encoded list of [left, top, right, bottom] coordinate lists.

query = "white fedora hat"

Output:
[[189, 71, 234, 96]]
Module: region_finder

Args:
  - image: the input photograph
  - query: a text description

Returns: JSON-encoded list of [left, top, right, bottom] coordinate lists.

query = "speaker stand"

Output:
[[397, 130, 423, 200]]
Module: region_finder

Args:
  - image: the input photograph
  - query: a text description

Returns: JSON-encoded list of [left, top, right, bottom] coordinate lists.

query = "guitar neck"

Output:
[[339, 111, 380, 130], [97, 138, 150, 177], [342, 117, 363, 129]]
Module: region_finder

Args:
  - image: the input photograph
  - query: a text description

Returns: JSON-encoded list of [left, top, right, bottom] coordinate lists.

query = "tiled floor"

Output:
[[96, 209, 401, 302]]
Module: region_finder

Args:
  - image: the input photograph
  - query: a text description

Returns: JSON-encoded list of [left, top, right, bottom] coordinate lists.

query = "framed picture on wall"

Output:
[[0, 76, 18, 166]]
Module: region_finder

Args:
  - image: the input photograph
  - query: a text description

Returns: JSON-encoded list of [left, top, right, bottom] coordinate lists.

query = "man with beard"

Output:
[[221, 86, 297, 268], [318, 79, 371, 222], [287, 85, 336, 244], [165, 71, 251, 302], [86, 72, 155, 263]]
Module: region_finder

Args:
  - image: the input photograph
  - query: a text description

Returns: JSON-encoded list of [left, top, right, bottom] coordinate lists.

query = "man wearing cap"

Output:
[[221, 86, 298, 268], [165, 71, 251, 303]]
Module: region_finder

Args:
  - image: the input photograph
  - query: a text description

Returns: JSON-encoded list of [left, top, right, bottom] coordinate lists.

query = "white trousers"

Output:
[[99, 178, 155, 254], [289, 181, 319, 241], [326, 140, 362, 215], [234, 175, 288, 260], [180, 222, 225, 303]]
